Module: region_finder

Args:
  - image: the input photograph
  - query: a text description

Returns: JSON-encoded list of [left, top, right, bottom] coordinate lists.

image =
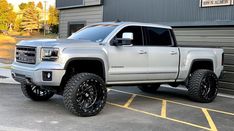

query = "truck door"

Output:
[[108, 26, 149, 82], [143, 27, 179, 81]]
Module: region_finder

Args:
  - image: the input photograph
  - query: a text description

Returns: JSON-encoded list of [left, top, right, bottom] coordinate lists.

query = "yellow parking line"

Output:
[[207, 108, 234, 116], [202, 108, 218, 131], [107, 102, 211, 131], [124, 94, 136, 107], [161, 100, 167, 118], [109, 89, 234, 116]]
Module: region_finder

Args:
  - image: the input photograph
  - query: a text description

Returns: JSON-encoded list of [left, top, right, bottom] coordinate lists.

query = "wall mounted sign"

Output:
[[200, 0, 234, 7]]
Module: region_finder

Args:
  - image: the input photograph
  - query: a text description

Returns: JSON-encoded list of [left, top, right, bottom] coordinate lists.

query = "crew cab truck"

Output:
[[11, 22, 223, 117]]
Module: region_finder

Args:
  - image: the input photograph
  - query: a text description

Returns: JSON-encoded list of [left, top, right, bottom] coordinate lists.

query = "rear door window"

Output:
[[144, 27, 172, 46]]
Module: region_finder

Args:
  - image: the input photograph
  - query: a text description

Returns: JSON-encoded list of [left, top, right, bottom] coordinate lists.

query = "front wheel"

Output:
[[188, 69, 218, 103], [21, 84, 54, 101], [63, 73, 107, 117]]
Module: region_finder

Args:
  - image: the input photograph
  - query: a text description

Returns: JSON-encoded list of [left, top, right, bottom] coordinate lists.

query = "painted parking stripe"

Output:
[[107, 102, 211, 131], [124, 94, 136, 107], [217, 93, 234, 99], [109, 88, 234, 116], [161, 100, 167, 118], [108, 89, 212, 130], [202, 108, 218, 131], [108, 88, 234, 130]]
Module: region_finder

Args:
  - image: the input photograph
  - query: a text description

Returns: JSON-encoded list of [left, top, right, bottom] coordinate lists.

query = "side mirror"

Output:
[[112, 32, 133, 46]]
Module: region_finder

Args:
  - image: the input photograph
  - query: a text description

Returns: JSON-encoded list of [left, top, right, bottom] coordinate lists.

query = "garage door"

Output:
[[174, 27, 234, 95]]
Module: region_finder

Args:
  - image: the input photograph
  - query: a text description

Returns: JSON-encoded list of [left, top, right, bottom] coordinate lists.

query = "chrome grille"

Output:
[[16, 46, 36, 64]]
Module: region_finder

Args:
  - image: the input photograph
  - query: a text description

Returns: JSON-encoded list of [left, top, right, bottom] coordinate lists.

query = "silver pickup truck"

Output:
[[12, 22, 223, 117]]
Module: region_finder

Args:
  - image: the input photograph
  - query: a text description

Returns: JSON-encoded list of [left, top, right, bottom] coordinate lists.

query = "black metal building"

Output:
[[56, 0, 234, 94]]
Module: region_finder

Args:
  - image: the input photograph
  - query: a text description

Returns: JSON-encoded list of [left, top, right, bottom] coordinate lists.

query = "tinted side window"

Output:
[[145, 27, 172, 46], [116, 26, 143, 46]]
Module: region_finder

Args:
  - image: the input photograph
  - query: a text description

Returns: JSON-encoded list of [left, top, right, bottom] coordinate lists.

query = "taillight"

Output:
[[222, 53, 224, 66]]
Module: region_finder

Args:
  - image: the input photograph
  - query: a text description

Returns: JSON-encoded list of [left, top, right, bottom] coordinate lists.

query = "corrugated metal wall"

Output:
[[85, 0, 102, 6], [174, 28, 234, 94], [56, 0, 102, 9], [103, 0, 234, 26], [56, 0, 84, 9]]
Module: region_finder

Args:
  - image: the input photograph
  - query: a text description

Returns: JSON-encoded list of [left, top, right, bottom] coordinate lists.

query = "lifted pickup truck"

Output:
[[12, 22, 223, 117]]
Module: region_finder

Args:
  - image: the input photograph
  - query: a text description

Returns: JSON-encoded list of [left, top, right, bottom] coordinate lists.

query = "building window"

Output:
[[68, 22, 86, 37]]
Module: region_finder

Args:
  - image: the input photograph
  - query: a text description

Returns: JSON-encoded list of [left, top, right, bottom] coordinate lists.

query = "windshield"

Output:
[[68, 24, 117, 42]]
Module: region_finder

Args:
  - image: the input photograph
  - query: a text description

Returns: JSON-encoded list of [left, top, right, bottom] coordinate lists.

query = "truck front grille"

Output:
[[16, 46, 36, 64]]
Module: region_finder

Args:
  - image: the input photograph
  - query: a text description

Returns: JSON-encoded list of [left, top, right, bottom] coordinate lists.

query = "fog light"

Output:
[[43, 71, 52, 81], [47, 73, 51, 78]]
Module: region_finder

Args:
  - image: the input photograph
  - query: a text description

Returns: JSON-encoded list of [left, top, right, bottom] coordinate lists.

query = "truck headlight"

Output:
[[41, 48, 59, 61]]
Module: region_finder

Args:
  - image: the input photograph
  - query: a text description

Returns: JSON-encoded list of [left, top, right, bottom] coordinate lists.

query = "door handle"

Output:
[[138, 50, 147, 54], [170, 51, 178, 55]]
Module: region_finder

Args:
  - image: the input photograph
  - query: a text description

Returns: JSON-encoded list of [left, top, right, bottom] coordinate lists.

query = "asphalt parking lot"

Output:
[[0, 83, 233, 131]]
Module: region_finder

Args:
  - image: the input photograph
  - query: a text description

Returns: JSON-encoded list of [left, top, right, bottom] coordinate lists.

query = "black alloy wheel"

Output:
[[188, 69, 218, 103], [200, 73, 218, 101], [76, 79, 99, 110], [64, 73, 107, 117], [21, 84, 54, 101]]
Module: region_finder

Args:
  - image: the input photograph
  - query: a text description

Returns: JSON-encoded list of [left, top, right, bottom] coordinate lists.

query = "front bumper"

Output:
[[11, 62, 66, 86]]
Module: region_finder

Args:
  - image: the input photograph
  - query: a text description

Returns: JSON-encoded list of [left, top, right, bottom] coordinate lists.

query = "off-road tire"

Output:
[[188, 69, 218, 103], [63, 73, 107, 117], [21, 84, 54, 101], [138, 84, 161, 93]]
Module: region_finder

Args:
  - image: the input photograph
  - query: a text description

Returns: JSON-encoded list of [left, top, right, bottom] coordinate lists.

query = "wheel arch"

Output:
[[185, 59, 214, 80], [60, 57, 106, 89], [189, 59, 214, 73]]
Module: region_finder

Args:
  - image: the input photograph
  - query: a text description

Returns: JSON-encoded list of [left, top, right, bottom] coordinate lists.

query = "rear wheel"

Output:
[[138, 84, 161, 93], [188, 69, 218, 103], [21, 84, 54, 101], [63, 73, 107, 117]]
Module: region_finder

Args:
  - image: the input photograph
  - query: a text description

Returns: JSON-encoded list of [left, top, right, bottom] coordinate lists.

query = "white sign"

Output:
[[200, 0, 234, 7]]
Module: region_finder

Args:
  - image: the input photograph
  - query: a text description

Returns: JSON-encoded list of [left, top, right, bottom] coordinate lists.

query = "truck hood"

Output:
[[17, 39, 101, 48]]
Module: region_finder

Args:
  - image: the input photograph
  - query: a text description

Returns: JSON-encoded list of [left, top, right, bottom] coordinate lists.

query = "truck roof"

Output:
[[94, 22, 172, 29]]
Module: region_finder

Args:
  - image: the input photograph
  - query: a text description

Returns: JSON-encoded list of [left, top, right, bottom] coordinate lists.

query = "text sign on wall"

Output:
[[200, 0, 234, 7]]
